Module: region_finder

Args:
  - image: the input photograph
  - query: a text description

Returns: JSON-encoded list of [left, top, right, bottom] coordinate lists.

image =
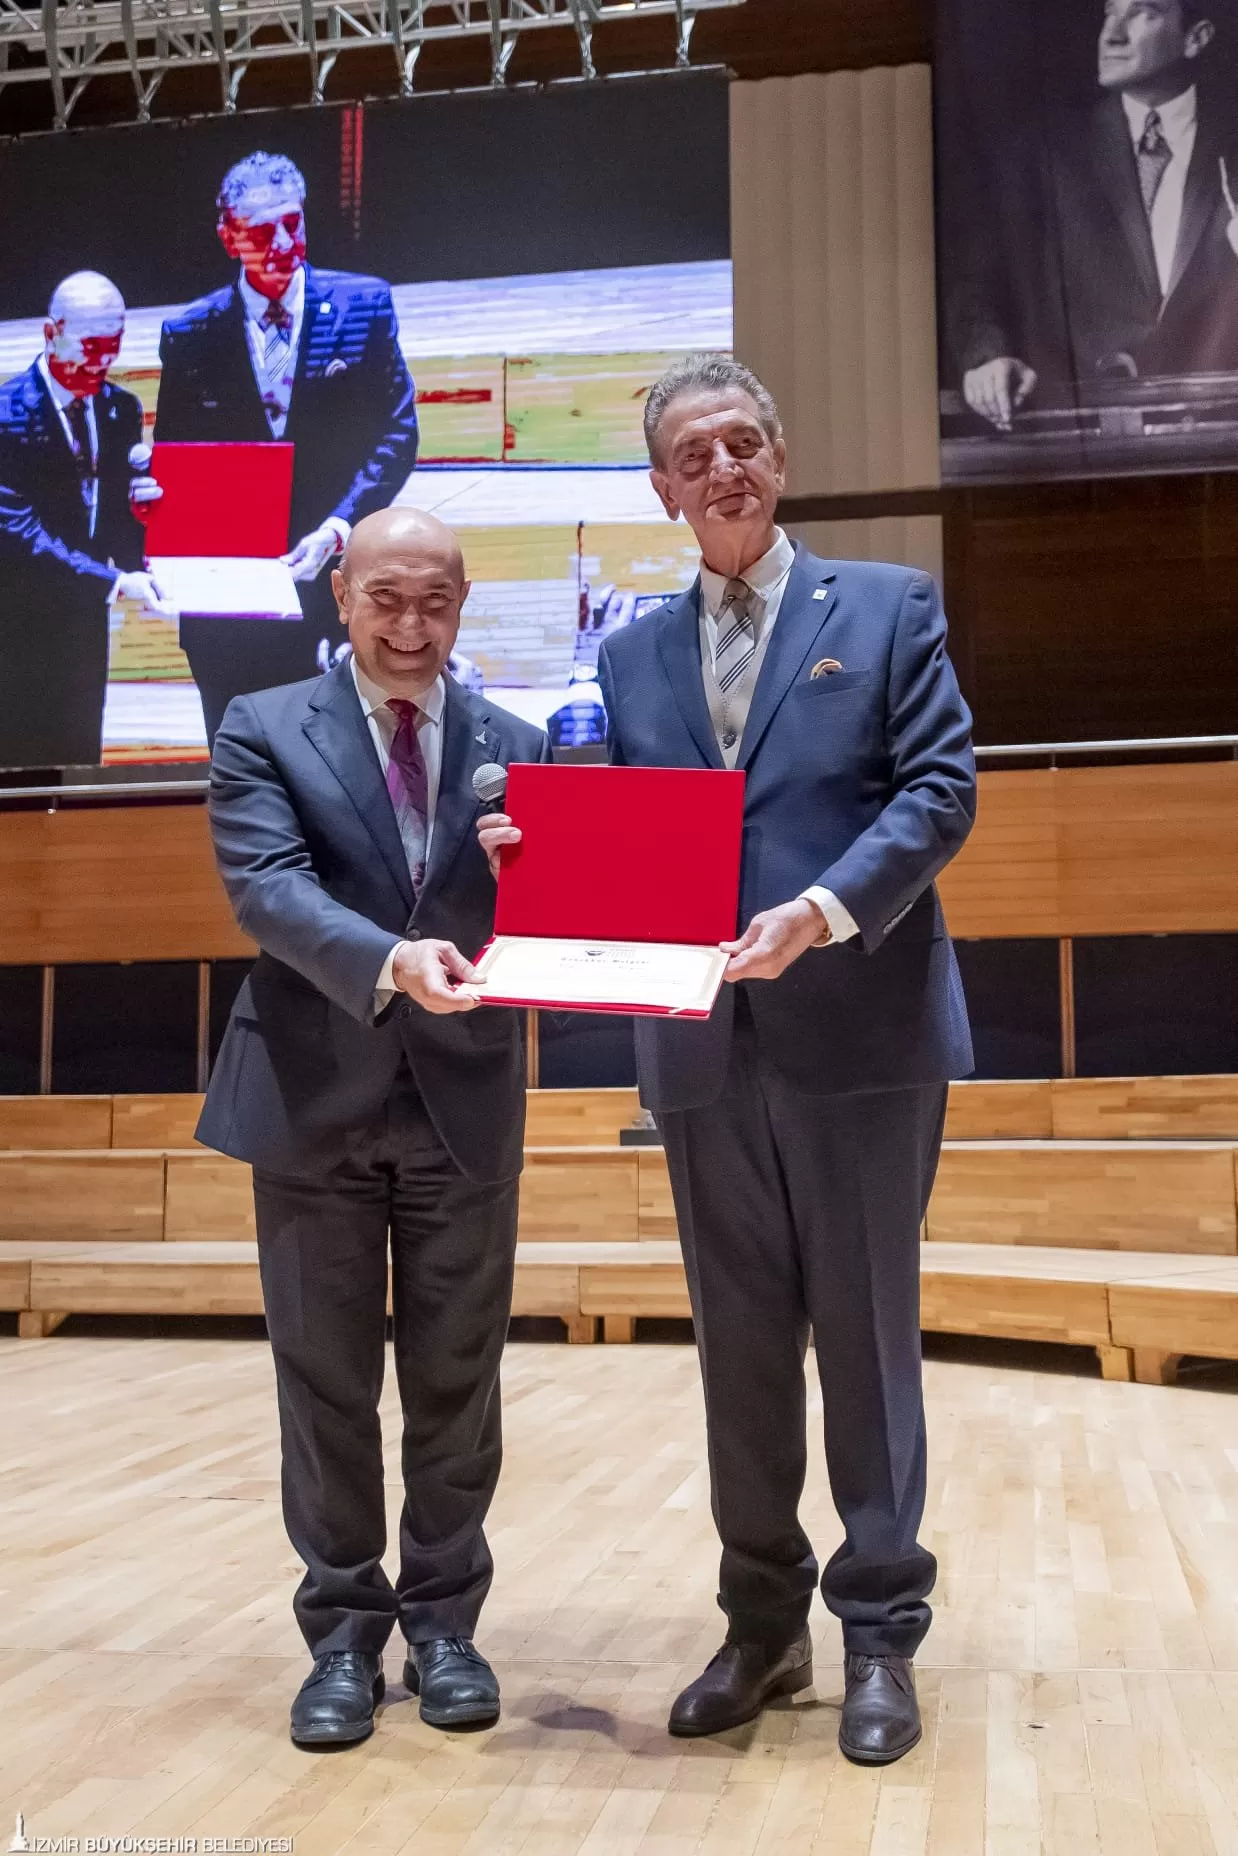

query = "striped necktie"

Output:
[[259, 300, 294, 433], [385, 699, 429, 892], [713, 577, 756, 695], [1137, 109, 1173, 217]]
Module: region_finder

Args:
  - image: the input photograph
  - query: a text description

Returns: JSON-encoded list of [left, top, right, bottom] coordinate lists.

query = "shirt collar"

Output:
[[1122, 85, 1196, 149], [699, 527, 796, 620], [350, 652, 445, 726], [237, 263, 306, 328], [37, 353, 89, 415]]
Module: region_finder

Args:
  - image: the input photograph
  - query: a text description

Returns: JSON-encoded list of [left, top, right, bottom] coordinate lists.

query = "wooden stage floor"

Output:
[[5, 1331, 1238, 1854]]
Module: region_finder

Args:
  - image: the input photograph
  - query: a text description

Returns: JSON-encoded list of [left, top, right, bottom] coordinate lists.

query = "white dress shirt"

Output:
[[1122, 86, 1197, 297], [238, 264, 349, 554], [38, 354, 99, 539], [698, 529, 859, 947], [350, 654, 446, 1000]]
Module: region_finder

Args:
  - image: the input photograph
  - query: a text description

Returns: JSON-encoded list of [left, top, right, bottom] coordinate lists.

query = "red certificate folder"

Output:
[[145, 443, 294, 556], [472, 763, 746, 1019], [144, 442, 301, 621]]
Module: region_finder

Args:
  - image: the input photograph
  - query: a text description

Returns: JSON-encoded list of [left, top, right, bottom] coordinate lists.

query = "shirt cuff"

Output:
[[374, 940, 404, 1008], [323, 517, 351, 551], [799, 886, 860, 946]]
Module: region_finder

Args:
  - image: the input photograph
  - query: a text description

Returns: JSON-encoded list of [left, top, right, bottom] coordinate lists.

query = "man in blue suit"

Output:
[[485, 356, 976, 1762], [155, 151, 420, 745], [0, 271, 167, 768], [202, 506, 551, 1749]]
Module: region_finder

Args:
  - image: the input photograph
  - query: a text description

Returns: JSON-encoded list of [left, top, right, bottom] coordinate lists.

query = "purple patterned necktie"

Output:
[[385, 698, 429, 890]]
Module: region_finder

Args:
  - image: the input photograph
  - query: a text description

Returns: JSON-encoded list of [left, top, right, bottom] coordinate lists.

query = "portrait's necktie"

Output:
[[713, 577, 756, 697], [1137, 109, 1173, 217], [385, 698, 429, 892], [260, 299, 294, 427]]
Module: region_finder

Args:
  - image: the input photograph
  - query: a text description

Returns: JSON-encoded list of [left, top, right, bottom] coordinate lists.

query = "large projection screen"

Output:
[[0, 75, 731, 772], [936, 0, 1238, 486]]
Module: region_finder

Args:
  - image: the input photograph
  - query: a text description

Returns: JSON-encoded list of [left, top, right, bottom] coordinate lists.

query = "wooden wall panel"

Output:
[[0, 758, 1234, 965], [0, 804, 250, 965], [938, 761, 1238, 939]]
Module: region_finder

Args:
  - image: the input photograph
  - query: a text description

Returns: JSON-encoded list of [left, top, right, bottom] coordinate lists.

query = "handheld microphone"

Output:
[[472, 762, 509, 812]]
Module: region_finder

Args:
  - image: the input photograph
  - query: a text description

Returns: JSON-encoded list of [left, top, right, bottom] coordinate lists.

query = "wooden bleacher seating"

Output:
[[3, 1078, 1238, 1378]]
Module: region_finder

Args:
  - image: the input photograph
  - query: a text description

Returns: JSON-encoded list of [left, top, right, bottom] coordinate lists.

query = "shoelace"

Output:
[[846, 1654, 913, 1693], [423, 1635, 485, 1666], [309, 1650, 374, 1684]]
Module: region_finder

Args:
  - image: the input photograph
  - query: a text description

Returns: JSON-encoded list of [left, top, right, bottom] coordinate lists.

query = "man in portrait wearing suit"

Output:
[[155, 150, 420, 743], [484, 355, 976, 1763], [201, 505, 551, 1748], [0, 270, 167, 769], [951, 0, 1238, 428]]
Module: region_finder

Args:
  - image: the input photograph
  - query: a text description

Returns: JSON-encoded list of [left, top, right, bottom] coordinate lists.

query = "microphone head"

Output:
[[472, 762, 509, 810], [127, 442, 153, 471]]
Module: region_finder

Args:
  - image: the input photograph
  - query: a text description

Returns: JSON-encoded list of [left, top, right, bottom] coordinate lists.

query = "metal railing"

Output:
[[1, 0, 743, 126], [2, 731, 1235, 806]]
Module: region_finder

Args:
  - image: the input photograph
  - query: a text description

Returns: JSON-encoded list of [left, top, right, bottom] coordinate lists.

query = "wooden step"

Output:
[[111, 1093, 205, 1149], [1049, 1076, 1238, 1140], [926, 1141, 1238, 1253], [945, 1081, 1053, 1140], [0, 1096, 112, 1150], [8, 1238, 1238, 1379], [525, 1087, 641, 1146], [1109, 1260, 1238, 1367], [518, 1148, 639, 1243], [0, 1151, 166, 1243], [164, 1152, 254, 1242]]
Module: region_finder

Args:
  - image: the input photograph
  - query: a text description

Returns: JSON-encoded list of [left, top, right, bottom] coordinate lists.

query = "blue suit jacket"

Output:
[[596, 547, 977, 1111], [197, 661, 552, 1182], [0, 359, 145, 592], [155, 264, 419, 547]]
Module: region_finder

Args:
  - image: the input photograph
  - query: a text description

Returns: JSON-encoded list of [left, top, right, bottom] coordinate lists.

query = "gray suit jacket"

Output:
[[197, 661, 552, 1182]]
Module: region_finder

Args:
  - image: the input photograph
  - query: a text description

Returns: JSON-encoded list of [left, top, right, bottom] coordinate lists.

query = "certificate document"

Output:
[[472, 935, 729, 1016], [149, 555, 302, 621]]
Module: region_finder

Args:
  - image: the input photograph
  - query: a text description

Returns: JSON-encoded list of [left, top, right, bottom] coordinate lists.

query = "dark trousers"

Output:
[[657, 996, 946, 1660], [253, 1067, 520, 1656]]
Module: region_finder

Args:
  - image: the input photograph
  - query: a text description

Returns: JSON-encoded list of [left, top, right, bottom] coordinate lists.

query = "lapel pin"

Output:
[[810, 658, 844, 679], [474, 731, 487, 746], [812, 588, 829, 601]]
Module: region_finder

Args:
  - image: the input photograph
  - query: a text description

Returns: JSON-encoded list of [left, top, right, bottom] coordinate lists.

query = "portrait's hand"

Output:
[[478, 811, 521, 883], [962, 357, 1037, 432], [1221, 156, 1238, 256], [392, 938, 481, 1014], [283, 523, 343, 582], [127, 444, 163, 524], [721, 898, 827, 982], [111, 568, 176, 618]]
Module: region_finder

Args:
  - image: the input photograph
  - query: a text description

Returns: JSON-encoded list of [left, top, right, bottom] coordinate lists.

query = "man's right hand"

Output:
[[477, 812, 521, 883], [962, 357, 1037, 432], [392, 938, 481, 1014]]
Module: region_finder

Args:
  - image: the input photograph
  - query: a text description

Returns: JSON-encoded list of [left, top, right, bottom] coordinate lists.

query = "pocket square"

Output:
[[809, 658, 844, 680]]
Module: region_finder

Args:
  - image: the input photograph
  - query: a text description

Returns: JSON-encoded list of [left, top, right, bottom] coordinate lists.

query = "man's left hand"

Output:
[[722, 898, 828, 982], [283, 523, 344, 582]]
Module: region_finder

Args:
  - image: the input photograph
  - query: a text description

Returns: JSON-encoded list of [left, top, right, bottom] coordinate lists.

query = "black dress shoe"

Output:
[[668, 1630, 813, 1738], [839, 1653, 922, 1764], [403, 1637, 500, 1728], [290, 1650, 385, 1748]]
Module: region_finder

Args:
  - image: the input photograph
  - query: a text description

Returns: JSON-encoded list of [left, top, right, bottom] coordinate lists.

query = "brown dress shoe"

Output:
[[668, 1630, 813, 1737], [839, 1653, 921, 1764]]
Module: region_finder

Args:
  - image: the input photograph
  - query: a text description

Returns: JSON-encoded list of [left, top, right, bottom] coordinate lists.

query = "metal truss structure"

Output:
[[0, 0, 746, 129]]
